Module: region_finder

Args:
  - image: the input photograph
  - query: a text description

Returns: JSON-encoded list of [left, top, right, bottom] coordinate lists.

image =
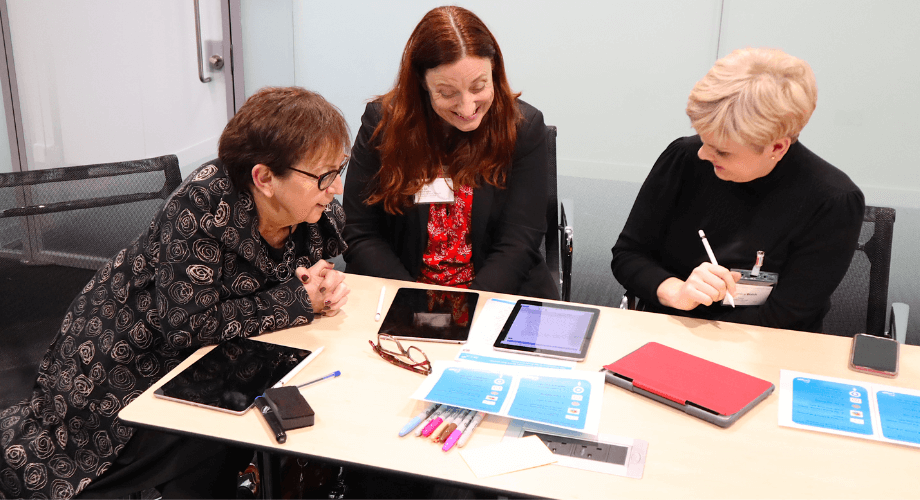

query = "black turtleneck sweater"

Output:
[[611, 135, 865, 332]]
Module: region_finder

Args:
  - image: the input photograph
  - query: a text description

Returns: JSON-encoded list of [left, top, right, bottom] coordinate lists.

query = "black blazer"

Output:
[[342, 100, 558, 300]]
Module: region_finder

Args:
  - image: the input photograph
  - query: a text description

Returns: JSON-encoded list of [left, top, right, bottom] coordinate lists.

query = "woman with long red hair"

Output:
[[342, 5, 558, 299]]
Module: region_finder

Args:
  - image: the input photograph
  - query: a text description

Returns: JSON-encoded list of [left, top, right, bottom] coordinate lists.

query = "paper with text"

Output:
[[411, 361, 603, 433], [778, 369, 920, 448]]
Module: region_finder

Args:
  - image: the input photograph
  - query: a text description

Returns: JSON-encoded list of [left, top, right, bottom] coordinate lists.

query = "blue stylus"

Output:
[[399, 403, 441, 437]]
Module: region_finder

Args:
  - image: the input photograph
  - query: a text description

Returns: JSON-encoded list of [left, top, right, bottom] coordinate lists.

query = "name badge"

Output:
[[414, 177, 455, 204], [723, 269, 779, 307]]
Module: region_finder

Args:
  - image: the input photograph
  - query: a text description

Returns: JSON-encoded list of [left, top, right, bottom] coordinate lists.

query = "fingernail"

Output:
[[300, 274, 309, 283], [320, 287, 326, 293], [323, 306, 330, 311], [324, 299, 331, 306]]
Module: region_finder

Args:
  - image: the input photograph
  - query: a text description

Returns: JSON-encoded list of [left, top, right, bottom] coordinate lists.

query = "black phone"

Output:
[[848, 333, 899, 378]]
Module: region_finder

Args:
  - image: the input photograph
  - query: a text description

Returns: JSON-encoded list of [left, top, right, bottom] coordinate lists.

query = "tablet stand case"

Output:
[[602, 342, 774, 427], [262, 386, 315, 429]]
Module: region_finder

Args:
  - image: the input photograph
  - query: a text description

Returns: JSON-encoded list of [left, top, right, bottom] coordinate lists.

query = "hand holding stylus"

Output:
[[655, 231, 740, 310]]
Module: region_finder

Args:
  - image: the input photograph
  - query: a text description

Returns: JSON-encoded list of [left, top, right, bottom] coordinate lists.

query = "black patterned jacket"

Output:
[[0, 161, 346, 498]]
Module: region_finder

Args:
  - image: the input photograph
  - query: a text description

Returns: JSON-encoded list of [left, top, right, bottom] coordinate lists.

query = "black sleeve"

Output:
[[610, 138, 688, 304], [469, 105, 549, 294], [712, 189, 865, 331], [341, 103, 414, 281], [155, 191, 315, 352]]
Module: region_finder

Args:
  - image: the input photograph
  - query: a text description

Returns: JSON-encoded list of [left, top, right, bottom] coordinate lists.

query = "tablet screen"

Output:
[[493, 300, 600, 360], [378, 288, 479, 343], [154, 337, 312, 413]]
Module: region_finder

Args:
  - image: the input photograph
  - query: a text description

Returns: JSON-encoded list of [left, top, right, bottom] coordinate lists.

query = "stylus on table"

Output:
[[295, 370, 341, 389], [698, 230, 735, 308], [375, 286, 386, 321], [274, 346, 325, 388], [399, 402, 441, 437]]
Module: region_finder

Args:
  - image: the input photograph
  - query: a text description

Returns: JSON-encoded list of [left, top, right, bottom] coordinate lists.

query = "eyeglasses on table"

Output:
[[369, 333, 432, 376]]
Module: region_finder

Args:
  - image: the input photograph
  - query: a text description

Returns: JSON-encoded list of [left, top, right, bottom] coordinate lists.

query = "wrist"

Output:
[[656, 277, 683, 309]]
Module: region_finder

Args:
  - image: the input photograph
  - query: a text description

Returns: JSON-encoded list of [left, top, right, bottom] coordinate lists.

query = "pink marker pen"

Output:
[[442, 409, 475, 451], [420, 406, 450, 437]]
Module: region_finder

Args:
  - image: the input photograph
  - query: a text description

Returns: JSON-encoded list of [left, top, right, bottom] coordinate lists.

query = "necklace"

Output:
[[260, 226, 296, 282]]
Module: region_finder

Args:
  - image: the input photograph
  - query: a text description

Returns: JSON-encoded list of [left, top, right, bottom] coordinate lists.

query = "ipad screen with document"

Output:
[[154, 337, 313, 414], [378, 287, 479, 343], [493, 300, 600, 361]]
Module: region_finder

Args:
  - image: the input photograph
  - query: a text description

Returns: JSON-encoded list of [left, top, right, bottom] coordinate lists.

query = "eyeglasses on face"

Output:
[[286, 156, 348, 190], [369, 333, 432, 376]]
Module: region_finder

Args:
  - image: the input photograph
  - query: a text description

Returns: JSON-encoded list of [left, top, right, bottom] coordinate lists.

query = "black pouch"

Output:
[[262, 386, 315, 430]]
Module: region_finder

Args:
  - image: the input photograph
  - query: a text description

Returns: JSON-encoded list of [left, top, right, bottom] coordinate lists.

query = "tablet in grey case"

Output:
[[154, 337, 312, 415], [378, 288, 479, 343], [493, 300, 600, 361]]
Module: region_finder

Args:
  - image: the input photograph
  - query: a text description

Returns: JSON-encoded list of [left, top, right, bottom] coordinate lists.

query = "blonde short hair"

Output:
[[686, 48, 817, 149]]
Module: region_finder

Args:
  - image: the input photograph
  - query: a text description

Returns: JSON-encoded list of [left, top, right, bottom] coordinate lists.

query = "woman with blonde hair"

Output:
[[612, 48, 864, 332]]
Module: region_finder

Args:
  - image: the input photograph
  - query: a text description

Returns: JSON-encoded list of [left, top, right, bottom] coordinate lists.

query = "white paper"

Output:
[[727, 283, 774, 306], [778, 369, 920, 448], [411, 360, 604, 434], [459, 435, 556, 478], [414, 177, 455, 204]]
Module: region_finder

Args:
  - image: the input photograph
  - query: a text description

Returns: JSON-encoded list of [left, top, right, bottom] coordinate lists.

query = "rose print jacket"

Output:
[[0, 161, 346, 498]]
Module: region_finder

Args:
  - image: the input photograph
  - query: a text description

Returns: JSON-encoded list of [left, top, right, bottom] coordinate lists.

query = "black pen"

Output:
[[254, 396, 286, 444]]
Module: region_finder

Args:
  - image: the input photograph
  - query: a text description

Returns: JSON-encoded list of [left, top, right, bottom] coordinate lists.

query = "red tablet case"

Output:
[[603, 342, 774, 426]]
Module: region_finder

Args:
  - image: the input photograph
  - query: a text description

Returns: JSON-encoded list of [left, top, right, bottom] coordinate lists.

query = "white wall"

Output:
[[6, 0, 229, 176], [718, 0, 920, 208], [241, 0, 295, 98], [290, 0, 723, 183], [281, 0, 920, 204]]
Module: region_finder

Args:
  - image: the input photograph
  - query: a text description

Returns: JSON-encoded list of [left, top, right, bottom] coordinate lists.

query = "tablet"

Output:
[[154, 337, 315, 415], [378, 287, 479, 343], [493, 300, 600, 361]]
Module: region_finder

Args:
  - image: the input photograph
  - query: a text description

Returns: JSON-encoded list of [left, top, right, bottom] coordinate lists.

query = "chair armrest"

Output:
[[889, 302, 909, 344], [559, 201, 573, 302]]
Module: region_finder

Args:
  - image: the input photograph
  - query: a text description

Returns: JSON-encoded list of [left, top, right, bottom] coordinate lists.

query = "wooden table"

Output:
[[119, 274, 920, 499]]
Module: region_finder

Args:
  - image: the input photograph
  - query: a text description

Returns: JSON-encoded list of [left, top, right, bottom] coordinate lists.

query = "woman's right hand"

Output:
[[296, 261, 350, 316], [657, 263, 741, 311]]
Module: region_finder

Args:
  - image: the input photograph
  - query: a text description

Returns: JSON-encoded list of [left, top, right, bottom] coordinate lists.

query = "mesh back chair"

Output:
[[824, 205, 907, 341], [0, 155, 181, 409], [0, 155, 182, 269], [622, 205, 908, 342], [544, 125, 574, 301]]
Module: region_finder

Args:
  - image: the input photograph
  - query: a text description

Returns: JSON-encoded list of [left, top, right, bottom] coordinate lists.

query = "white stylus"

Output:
[[698, 230, 735, 308], [374, 286, 386, 321]]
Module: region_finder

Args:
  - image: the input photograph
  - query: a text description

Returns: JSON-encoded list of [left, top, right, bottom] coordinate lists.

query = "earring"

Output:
[[771, 156, 775, 160]]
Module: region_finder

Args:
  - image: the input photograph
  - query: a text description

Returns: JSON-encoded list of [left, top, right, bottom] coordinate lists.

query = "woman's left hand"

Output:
[[296, 261, 350, 316]]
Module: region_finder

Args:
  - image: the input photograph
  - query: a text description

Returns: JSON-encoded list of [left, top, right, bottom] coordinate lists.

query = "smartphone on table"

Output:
[[848, 333, 899, 378]]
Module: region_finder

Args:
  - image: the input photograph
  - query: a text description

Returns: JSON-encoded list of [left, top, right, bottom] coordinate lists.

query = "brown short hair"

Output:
[[687, 48, 817, 148], [368, 6, 522, 214], [219, 87, 350, 190]]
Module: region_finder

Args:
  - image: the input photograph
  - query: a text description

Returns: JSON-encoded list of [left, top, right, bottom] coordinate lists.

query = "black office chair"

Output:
[[823, 205, 908, 342], [620, 205, 908, 343], [0, 154, 182, 408], [544, 125, 574, 301]]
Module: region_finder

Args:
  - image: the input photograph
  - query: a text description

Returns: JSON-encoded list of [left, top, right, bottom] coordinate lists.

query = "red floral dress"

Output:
[[417, 184, 474, 288]]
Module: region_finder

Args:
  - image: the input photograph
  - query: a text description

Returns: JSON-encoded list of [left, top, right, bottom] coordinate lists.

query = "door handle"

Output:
[[194, 0, 211, 83]]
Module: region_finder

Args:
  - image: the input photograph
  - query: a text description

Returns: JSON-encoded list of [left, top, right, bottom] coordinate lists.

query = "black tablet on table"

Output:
[[154, 337, 314, 415], [378, 287, 479, 343], [493, 300, 600, 361]]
